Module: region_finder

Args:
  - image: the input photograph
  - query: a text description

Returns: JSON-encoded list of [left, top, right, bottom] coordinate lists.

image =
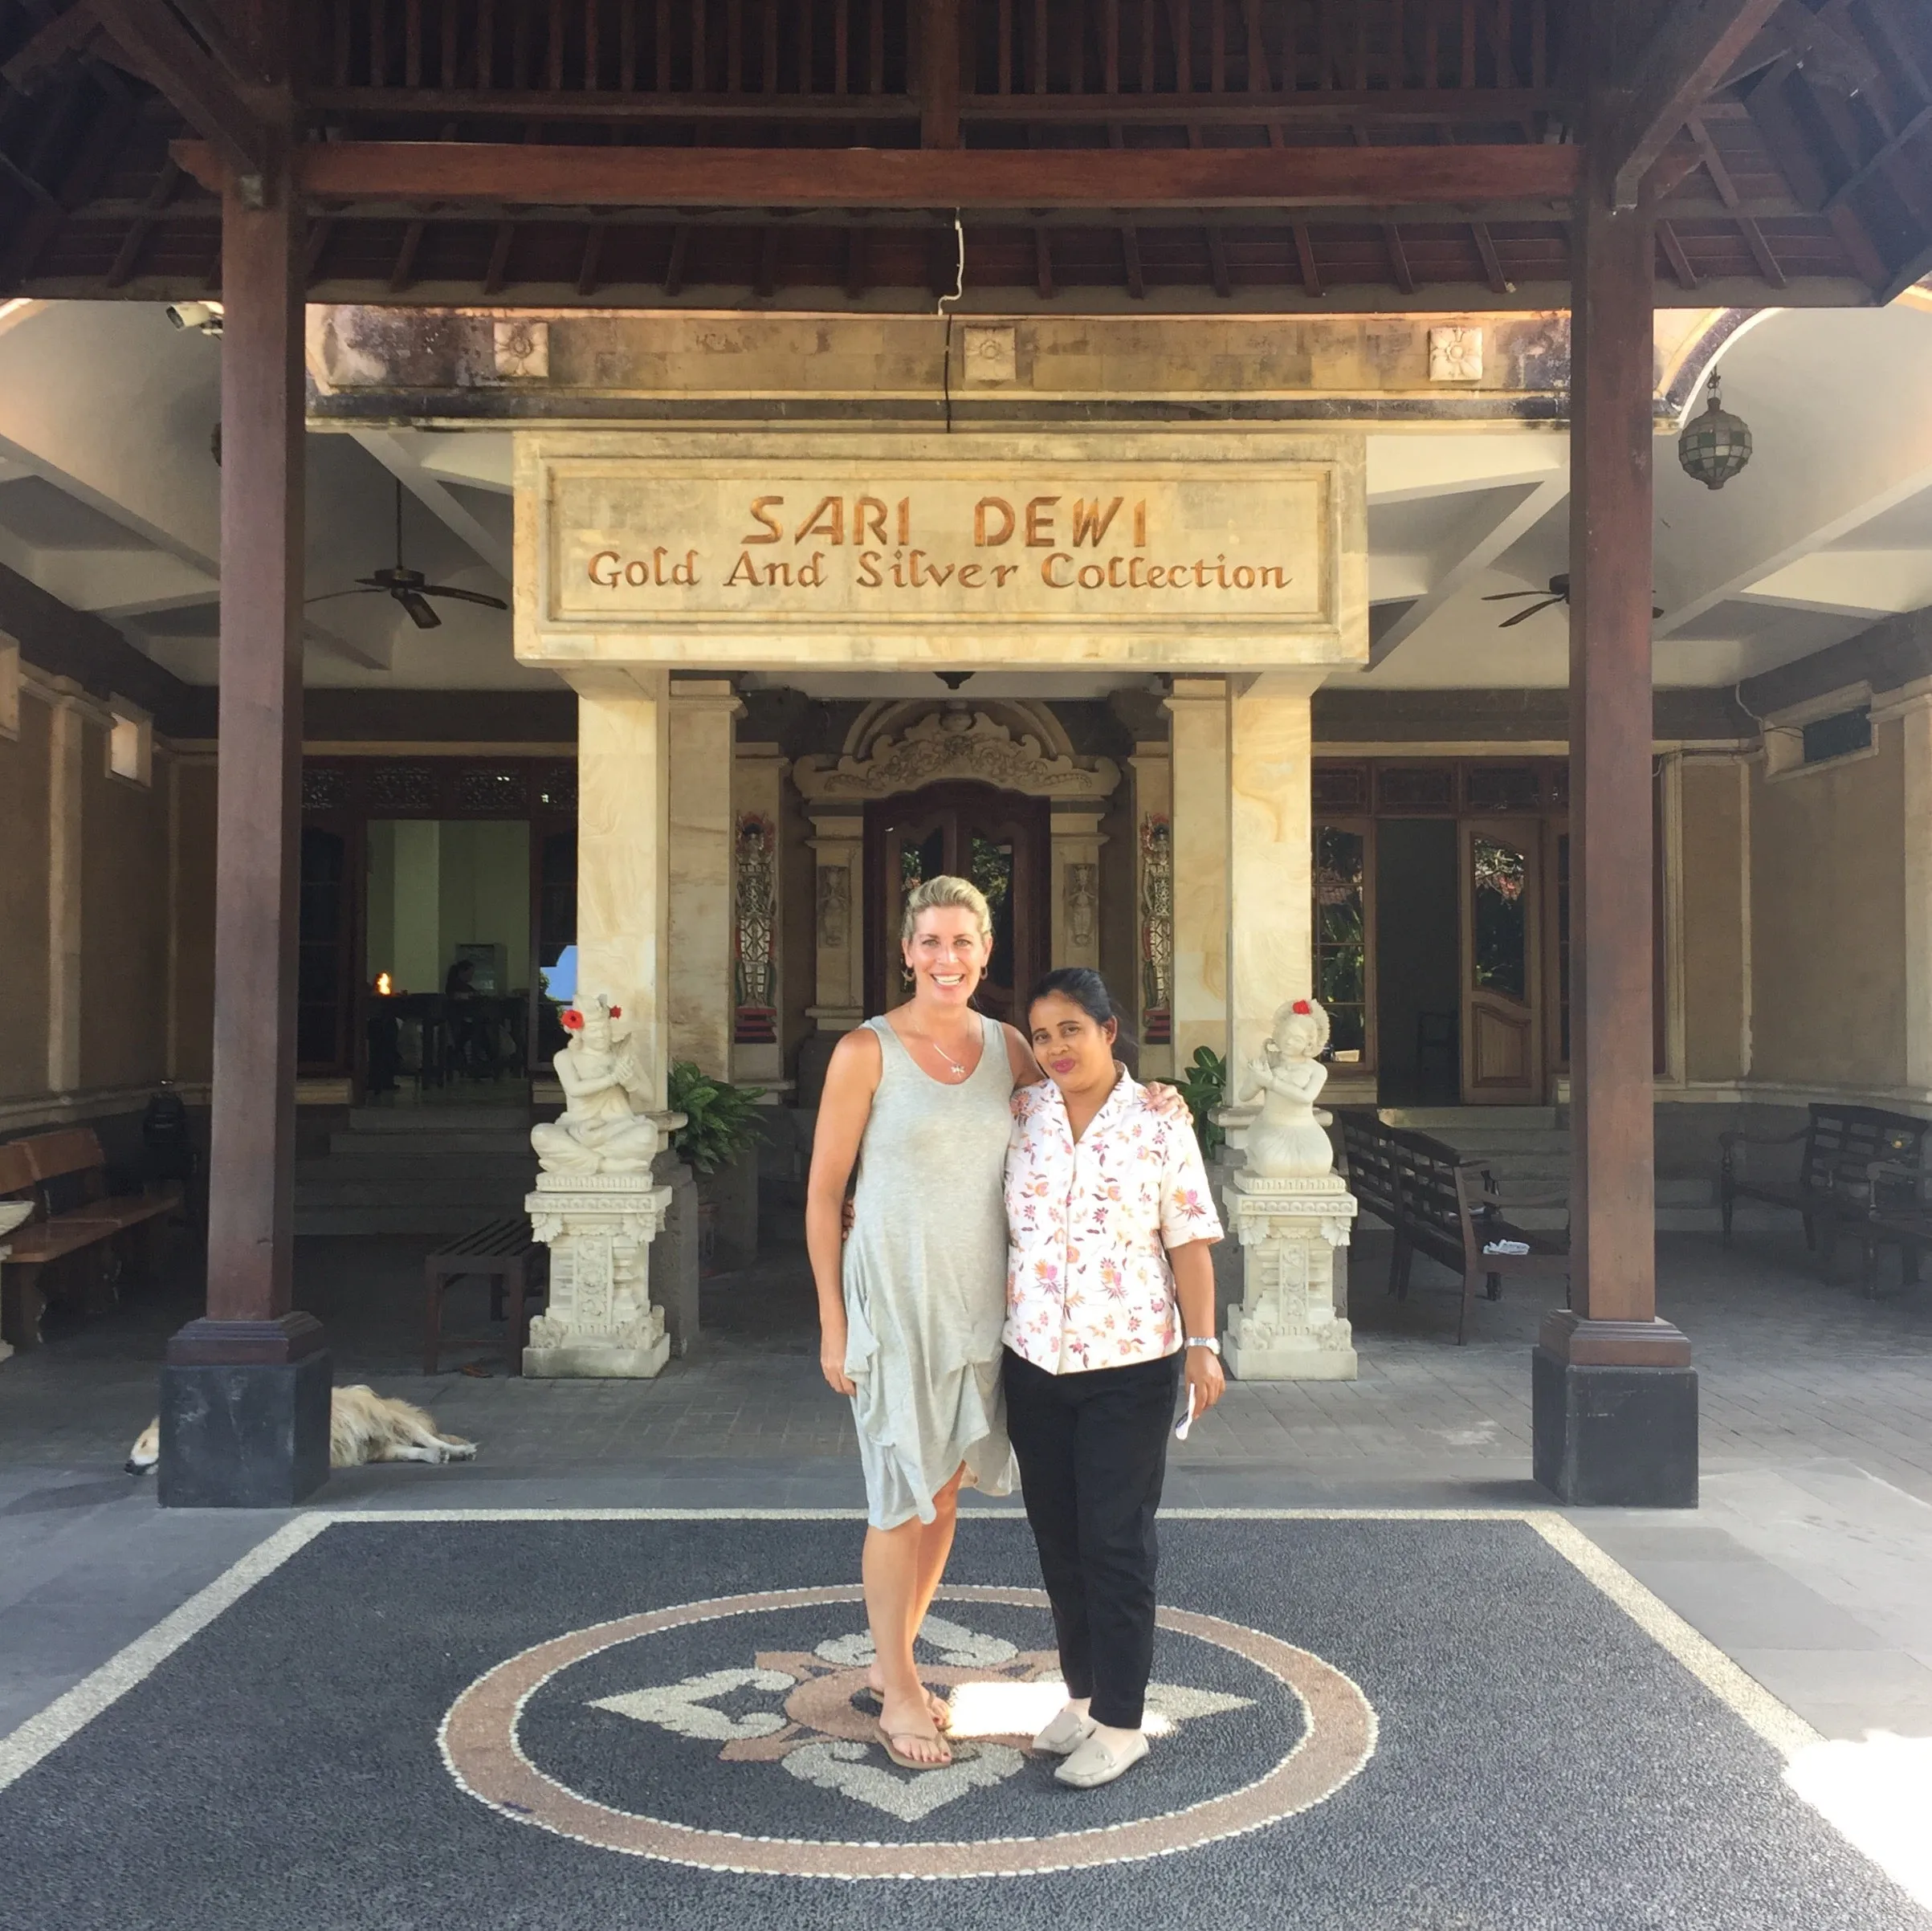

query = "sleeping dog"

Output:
[[127, 1383, 477, 1473]]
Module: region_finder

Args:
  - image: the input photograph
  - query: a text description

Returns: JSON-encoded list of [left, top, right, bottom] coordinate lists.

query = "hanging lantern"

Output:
[[1678, 374, 1753, 490]]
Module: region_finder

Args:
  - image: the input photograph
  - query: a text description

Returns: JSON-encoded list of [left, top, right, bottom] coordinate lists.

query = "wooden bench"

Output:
[[424, 1217, 544, 1375], [1719, 1103, 1930, 1274], [1340, 1112, 1568, 1344], [0, 1128, 183, 1349], [1849, 1160, 1932, 1295]]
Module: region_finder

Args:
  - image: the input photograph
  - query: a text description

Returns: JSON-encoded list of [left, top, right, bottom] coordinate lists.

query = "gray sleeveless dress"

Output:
[[842, 1012, 1017, 1530]]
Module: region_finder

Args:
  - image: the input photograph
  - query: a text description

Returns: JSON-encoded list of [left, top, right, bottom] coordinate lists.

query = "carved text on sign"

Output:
[[551, 464, 1334, 630]]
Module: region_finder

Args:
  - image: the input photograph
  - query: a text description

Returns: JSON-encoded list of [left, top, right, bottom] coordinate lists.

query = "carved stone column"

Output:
[[807, 807, 865, 1037], [1128, 739, 1174, 1081], [732, 740, 787, 1086], [1049, 806, 1107, 970], [1221, 1174, 1359, 1381]]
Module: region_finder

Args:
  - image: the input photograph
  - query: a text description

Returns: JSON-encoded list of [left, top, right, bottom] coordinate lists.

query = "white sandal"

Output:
[[1054, 1729, 1149, 1788]]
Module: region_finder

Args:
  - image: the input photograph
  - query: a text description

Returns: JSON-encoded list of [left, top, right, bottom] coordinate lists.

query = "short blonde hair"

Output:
[[901, 873, 992, 946]]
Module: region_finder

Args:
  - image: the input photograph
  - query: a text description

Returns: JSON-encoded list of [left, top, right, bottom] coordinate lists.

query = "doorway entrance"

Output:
[[1316, 758, 1573, 1109], [862, 783, 1050, 1028]]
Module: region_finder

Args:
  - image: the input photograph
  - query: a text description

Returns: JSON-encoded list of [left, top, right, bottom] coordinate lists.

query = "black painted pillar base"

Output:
[[1533, 1328, 1698, 1509], [157, 1314, 331, 1509]]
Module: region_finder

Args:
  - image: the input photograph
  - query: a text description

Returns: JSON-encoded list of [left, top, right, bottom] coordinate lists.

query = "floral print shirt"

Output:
[[1004, 1073, 1224, 1375]]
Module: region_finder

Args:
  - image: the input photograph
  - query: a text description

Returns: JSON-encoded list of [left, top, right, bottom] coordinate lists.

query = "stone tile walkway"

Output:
[[2, 1220, 1931, 1753]]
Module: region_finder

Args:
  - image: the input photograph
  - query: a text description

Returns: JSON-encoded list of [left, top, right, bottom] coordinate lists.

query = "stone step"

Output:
[[1378, 1106, 1560, 1131], [299, 1152, 537, 1183], [293, 1176, 531, 1210], [328, 1127, 532, 1156], [293, 1205, 519, 1238], [345, 1106, 533, 1133]]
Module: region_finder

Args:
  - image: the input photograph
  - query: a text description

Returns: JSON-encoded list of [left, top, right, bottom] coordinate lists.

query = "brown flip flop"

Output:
[[876, 1722, 952, 1772]]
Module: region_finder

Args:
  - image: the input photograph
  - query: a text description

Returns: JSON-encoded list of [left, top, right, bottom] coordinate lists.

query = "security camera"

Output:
[[165, 301, 224, 336]]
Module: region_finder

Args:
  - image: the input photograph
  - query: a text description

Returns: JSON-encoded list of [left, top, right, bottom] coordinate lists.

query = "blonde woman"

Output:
[[806, 874, 1032, 1770]]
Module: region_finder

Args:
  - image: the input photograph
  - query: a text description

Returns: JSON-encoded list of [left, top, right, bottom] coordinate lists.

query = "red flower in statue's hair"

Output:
[[561, 1009, 585, 1032], [608, 1007, 621, 1019], [1292, 999, 1313, 1016]]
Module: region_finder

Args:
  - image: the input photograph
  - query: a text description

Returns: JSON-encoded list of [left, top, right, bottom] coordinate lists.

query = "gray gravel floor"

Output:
[[2, 1218, 1931, 1754]]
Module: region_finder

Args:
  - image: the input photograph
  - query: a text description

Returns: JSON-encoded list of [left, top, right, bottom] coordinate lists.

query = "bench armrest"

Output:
[[1479, 1189, 1568, 1211]]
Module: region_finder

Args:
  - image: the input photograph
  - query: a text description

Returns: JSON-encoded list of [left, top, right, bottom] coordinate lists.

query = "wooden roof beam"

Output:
[[88, 0, 269, 197], [171, 138, 1579, 210], [1601, 0, 1786, 210]]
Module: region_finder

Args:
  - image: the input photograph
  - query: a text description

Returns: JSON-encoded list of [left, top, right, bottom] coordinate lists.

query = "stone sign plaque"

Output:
[[519, 432, 1366, 671]]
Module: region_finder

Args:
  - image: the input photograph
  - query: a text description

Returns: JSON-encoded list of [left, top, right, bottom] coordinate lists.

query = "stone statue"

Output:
[[530, 994, 662, 1175], [1240, 996, 1338, 1180]]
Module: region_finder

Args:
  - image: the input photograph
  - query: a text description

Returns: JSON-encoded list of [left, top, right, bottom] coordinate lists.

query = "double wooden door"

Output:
[[1459, 817, 1544, 1104], [863, 783, 1050, 1029]]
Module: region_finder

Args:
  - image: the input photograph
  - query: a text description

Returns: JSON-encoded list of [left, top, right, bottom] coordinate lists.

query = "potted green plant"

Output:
[[667, 1062, 768, 1271], [1175, 1046, 1228, 1162]]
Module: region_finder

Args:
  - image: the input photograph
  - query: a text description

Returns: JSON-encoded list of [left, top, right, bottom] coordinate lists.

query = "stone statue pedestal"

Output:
[[523, 1171, 674, 1379], [1221, 1172, 1359, 1382]]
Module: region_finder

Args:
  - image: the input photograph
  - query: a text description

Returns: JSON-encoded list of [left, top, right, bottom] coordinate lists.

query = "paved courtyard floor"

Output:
[[2, 1219, 1931, 1921]]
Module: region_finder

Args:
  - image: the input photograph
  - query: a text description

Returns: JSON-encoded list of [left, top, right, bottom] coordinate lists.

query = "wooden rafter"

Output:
[[104, 153, 181, 287], [1686, 112, 1786, 287], [87, 0, 268, 189], [172, 136, 1581, 209], [1601, 0, 1785, 210]]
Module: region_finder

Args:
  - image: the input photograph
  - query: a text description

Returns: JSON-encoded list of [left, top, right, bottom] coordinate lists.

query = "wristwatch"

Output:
[[1185, 1336, 1221, 1355]]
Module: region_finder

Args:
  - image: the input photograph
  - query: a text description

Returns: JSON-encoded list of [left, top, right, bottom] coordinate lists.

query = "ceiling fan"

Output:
[[1482, 572, 1662, 629], [308, 481, 508, 630]]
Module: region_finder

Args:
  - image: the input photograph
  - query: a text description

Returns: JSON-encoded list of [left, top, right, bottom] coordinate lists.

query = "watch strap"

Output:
[[1185, 1336, 1221, 1355]]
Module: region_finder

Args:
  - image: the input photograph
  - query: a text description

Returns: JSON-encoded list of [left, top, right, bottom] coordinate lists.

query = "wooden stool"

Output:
[[424, 1218, 541, 1375]]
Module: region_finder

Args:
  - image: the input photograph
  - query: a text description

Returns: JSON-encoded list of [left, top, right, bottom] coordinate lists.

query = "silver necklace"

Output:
[[910, 1028, 971, 1078]]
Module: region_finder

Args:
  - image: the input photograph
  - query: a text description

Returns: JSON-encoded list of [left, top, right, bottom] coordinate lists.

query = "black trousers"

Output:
[[1002, 1346, 1182, 1730]]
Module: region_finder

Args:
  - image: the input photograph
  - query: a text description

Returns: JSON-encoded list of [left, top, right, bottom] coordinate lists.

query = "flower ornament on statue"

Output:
[[1240, 996, 1338, 1180], [530, 992, 661, 1175]]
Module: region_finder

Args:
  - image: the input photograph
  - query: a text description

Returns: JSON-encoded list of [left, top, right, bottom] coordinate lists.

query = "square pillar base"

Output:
[[1223, 1311, 1359, 1381], [524, 1174, 674, 1380], [1533, 1346, 1698, 1508], [157, 1322, 332, 1508], [522, 1338, 671, 1379]]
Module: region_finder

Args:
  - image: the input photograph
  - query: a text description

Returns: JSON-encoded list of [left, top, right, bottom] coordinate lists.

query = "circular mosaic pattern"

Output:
[[439, 1583, 1377, 1880]]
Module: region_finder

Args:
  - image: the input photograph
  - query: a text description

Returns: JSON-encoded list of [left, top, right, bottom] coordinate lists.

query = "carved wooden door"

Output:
[[864, 783, 1049, 1028], [1459, 817, 1543, 1104]]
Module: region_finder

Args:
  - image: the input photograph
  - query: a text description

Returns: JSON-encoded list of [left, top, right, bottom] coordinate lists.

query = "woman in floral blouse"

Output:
[[1003, 966, 1225, 1790]]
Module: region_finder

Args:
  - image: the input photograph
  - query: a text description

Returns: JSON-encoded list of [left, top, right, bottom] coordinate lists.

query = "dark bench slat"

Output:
[[1340, 1114, 1569, 1343], [1721, 1104, 1930, 1279]]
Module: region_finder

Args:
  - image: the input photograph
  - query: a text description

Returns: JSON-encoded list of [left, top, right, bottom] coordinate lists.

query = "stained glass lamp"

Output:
[[1678, 375, 1753, 491]]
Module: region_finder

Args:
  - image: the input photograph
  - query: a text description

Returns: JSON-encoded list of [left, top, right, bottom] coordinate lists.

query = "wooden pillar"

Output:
[[1532, 107, 1696, 1508], [159, 146, 332, 1507]]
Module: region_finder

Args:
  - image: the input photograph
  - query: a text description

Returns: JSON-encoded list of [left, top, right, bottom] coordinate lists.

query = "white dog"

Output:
[[126, 1384, 476, 1474]]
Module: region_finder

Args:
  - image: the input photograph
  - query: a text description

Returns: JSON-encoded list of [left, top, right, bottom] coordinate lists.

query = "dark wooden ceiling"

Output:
[[2, 0, 1928, 310]]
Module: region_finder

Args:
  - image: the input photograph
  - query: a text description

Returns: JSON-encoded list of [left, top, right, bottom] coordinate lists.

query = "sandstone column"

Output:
[[524, 669, 675, 1379], [1164, 676, 1229, 1070], [667, 677, 744, 1081], [1128, 739, 1174, 1082], [1227, 672, 1319, 1086], [1216, 673, 1354, 1381], [1049, 806, 1107, 971]]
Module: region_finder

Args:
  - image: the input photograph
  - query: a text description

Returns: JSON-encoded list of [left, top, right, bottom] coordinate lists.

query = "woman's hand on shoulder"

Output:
[[1144, 1081, 1192, 1123]]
